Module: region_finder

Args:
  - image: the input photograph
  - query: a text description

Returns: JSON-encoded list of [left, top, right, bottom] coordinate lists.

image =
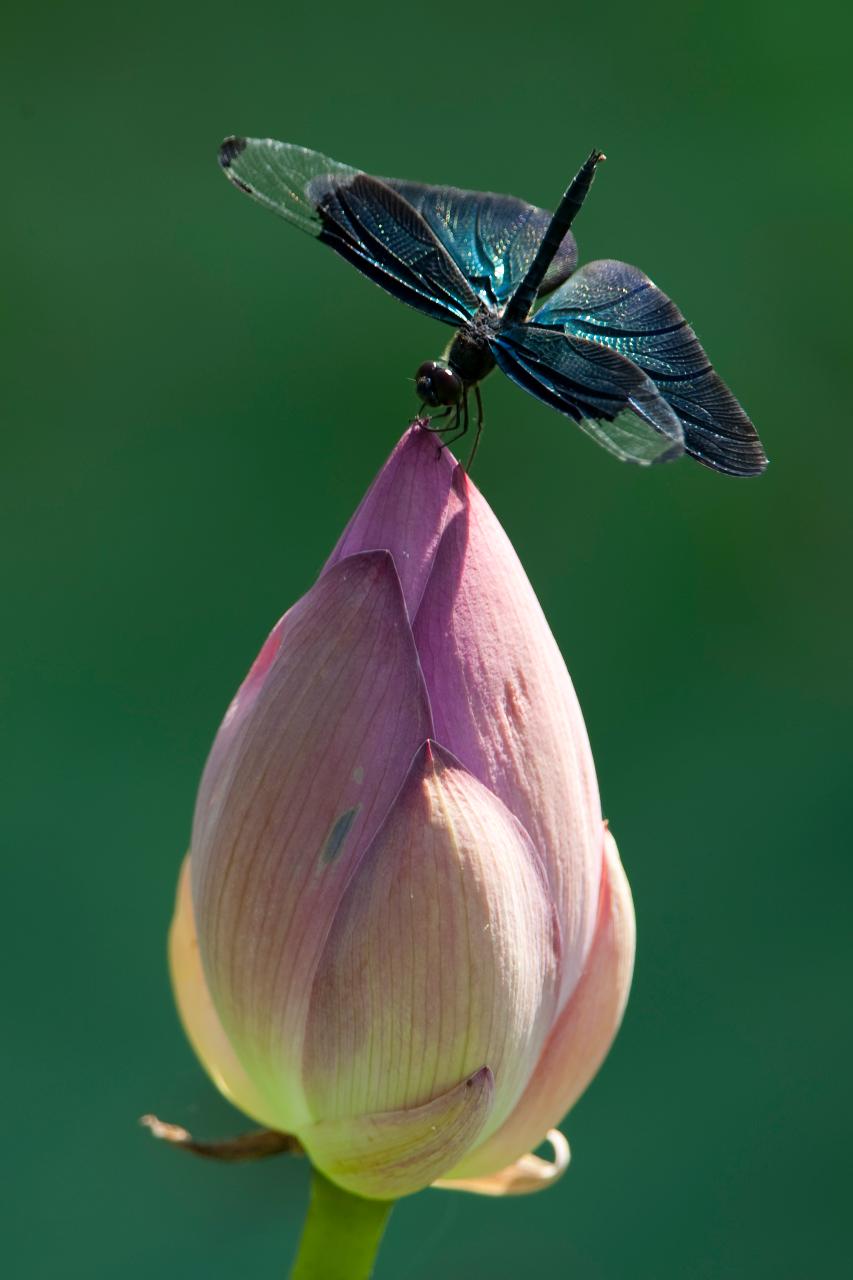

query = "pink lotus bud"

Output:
[[170, 426, 635, 1200]]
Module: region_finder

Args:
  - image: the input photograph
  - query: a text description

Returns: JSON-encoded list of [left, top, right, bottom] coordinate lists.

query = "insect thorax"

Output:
[[447, 312, 498, 388]]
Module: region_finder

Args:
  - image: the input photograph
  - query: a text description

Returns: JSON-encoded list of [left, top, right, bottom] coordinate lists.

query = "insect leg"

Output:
[[465, 385, 485, 472], [419, 406, 456, 433], [439, 392, 470, 454]]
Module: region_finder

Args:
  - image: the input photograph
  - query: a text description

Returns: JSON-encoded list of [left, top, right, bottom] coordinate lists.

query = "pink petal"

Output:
[[325, 425, 460, 619], [302, 742, 559, 1141], [191, 551, 433, 1131], [441, 828, 635, 1181], [412, 466, 603, 1001], [301, 1067, 494, 1200]]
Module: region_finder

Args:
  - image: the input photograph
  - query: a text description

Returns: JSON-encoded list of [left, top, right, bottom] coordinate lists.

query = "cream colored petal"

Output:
[[435, 1129, 570, 1196], [442, 829, 635, 1181], [168, 855, 280, 1130], [300, 1068, 494, 1200], [302, 742, 559, 1141]]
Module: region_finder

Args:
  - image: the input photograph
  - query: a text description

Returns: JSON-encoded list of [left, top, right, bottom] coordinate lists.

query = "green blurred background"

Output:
[[3, 1, 850, 1275]]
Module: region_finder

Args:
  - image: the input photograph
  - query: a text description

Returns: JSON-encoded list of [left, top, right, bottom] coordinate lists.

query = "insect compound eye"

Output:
[[415, 365, 440, 406], [414, 361, 462, 407]]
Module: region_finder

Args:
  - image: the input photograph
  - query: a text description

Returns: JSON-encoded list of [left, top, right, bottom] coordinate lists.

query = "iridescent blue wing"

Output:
[[381, 180, 578, 308], [492, 323, 685, 465], [219, 137, 479, 326], [534, 259, 767, 476]]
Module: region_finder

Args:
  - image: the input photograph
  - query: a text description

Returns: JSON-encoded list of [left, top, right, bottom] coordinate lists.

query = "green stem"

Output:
[[289, 1170, 394, 1280]]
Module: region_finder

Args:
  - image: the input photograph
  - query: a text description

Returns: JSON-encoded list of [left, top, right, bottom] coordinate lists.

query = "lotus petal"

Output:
[[301, 1067, 494, 1200], [435, 1128, 570, 1196], [412, 464, 603, 1002], [169, 855, 279, 1129], [191, 551, 433, 1129], [441, 829, 634, 1180], [302, 741, 559, 1139], [325, 426, 460, 619]]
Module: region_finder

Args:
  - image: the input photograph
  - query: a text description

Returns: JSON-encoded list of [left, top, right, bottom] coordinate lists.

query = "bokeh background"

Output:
[[3, 1, 850, 1276]]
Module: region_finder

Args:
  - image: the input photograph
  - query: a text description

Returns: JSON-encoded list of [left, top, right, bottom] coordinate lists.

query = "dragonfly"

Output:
[[218, 137, 767, 476]]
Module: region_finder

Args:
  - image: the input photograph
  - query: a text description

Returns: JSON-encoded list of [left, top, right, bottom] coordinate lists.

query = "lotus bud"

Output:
[[170, 425, 635, 1200]]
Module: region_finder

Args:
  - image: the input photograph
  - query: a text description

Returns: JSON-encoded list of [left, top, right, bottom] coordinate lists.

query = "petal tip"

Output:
[[466, 1064, 494, 1092], [334, 546, 396, 578], [399, 420, 457, 475], [409, 737, 463, 782]]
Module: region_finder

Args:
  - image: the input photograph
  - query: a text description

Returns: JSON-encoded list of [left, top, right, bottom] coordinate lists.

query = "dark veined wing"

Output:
[[492, 323, 685, 466], [534, 259, 767, 475], [219, 137, 479, 326], [382, 180, 578, 308]]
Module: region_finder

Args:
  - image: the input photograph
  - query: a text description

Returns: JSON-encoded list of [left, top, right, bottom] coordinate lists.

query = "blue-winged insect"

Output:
[[219, 137, 766, 476]]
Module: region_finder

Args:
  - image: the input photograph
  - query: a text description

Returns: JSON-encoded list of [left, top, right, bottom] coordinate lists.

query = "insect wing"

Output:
[[218, 136, 358, 235], [219, 137, 478, 326], [309, 172, 479, 325], [534, 259, 767, 475], [383, 181, 578, 307], [493, 323, 685, 466]]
